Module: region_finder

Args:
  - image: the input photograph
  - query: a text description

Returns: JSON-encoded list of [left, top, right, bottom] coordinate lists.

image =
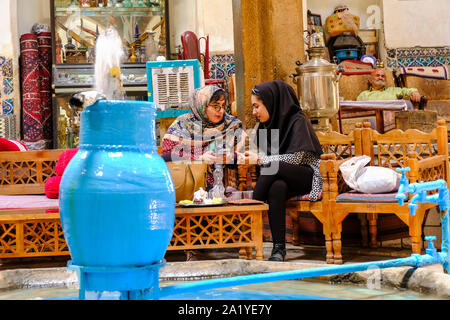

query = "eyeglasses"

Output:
[[252, 88, 260, 95], [208, 104, 225, 112]]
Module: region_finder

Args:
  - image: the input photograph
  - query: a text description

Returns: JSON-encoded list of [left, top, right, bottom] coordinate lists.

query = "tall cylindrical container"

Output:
[[59, 100, 175, 292], [294, 47, 341, 132]]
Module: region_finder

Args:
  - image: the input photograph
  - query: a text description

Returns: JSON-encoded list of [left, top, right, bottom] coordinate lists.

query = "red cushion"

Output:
[[0, 138, 27, 151], [56, 148, 78, 176], [44, 176, 62, 199]]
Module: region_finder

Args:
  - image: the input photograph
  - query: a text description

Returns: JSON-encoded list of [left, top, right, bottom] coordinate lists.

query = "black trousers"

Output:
[[253, 161, 313, 244]]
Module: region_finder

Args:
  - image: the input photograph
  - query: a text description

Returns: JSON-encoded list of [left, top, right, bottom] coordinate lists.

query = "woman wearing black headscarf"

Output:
[[245, 80, 323, 262]]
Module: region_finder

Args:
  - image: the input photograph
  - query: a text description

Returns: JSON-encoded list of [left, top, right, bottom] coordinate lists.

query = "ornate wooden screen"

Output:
[[364, 124, 448, 185], [317, 128, 362, 194], [167, 205, 266, 260], [169, 212, 253, 248], [0, 150, 64, 195], [0, 212, 69, 258]]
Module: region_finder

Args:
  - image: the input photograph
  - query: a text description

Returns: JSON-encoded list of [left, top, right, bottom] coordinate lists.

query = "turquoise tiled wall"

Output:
[[387, 47, 450, 69], [0, 56, 14, 115], [209, 53, 235, 82]]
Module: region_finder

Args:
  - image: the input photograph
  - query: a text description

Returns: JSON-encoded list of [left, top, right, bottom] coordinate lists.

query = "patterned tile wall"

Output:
[[387, 47, 450, 69], [209, 49, 449, 74], [208, 52, 235, 82], [0, 56, 14, 115]]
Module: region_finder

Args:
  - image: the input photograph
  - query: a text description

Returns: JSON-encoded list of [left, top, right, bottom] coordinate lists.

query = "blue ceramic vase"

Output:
[[59, 100, 175, 290]]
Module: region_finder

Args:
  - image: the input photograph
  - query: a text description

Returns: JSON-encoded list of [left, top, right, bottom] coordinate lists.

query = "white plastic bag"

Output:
[[339, 155, 401, 194], [339, 155, 371, 191]]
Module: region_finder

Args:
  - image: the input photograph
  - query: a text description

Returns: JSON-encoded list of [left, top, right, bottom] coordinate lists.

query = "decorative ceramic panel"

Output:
[[0, 56, 14, 116], [387, 47, 450, 69], [209, 53, 235, 82]]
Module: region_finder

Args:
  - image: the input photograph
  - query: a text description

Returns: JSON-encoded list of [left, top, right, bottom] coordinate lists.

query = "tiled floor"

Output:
[[164, 242, 446, 273], [0, 242, 445, 274]]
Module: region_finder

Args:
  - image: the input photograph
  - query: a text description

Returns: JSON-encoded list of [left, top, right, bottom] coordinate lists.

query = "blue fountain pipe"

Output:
[[158, 245, 446, 299], [395, 167, 450, 216], [156, 169, 450, 299], [396, 167, 410, 206], [408, 180, 450, 216], [441, 211, 450, 272], [395, 167, 450, 273]]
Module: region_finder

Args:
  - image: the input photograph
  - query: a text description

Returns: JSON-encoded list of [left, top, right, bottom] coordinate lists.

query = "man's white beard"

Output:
[[373, 80, 386, 88]]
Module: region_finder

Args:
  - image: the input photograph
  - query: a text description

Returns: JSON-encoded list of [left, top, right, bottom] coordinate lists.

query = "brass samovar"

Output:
[[291, 32, 342, 132]]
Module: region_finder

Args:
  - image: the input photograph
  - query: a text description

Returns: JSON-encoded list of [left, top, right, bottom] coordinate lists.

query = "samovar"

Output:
[[291, 32, 342, 132]]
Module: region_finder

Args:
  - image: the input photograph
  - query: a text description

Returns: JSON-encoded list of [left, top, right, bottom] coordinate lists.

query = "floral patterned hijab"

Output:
[[164, 85, 244, 153]]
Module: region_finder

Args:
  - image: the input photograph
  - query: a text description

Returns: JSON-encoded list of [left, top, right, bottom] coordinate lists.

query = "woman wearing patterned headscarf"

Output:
[[162, 85, 245, 189], [245, 80, 323, 262]]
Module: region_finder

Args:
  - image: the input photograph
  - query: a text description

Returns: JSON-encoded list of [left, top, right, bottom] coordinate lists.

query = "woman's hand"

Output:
[[236, 152, 246, 164], [221, 152, 235, 164], [200, 151, 219, 164], [237, 151, 260, 165]]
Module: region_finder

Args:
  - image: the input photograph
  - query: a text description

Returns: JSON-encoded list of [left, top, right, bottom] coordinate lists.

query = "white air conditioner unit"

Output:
[[146, 59, 202, 110], [0, 114, 17, 139]]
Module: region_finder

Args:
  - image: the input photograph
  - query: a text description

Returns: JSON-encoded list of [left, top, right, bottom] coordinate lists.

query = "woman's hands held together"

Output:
[[201, 150, 261, 165], [200, 151, 220, 164], [237, 151, 261, 165]]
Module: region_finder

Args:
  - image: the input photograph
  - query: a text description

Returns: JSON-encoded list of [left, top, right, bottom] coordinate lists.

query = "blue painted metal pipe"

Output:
[[395, 167, 450, 273], [441, 211, 450, 272], [157, 250, 446, 299], [158, 169, 450, 300]]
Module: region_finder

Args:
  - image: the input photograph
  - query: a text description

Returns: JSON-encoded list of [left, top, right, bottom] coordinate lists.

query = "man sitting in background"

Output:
[[357, 68, 422, 103]]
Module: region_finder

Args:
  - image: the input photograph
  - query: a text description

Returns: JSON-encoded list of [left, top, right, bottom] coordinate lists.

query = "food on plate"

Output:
[[193, 187, 209, 204], [180, 189, 225, 205]]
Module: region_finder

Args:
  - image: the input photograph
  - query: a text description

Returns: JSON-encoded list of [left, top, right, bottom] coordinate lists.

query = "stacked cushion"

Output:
[[0, 138, 27, 151], [44, 148, 78, 199], [44, 176, 62, 199], [55, 148, 79, 176]]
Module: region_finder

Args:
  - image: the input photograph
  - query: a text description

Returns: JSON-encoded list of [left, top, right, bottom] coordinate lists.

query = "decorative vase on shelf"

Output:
[[122, 0, 133, 7], [55, 0, 72, 7], [59, 99, 175, 291], [79, 0, 90, 7]]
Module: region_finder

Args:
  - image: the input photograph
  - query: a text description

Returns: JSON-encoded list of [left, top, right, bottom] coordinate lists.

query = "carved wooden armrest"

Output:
[[319, 153, 335, 179], [407, 152, 448, 183], [321, 154, 361, 198], [320, 153, 345, 199], [322, 155, 348, 177]]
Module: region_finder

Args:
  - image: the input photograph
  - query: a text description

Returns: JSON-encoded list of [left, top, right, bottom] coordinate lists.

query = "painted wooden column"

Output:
[[232, 0, 306, 129]]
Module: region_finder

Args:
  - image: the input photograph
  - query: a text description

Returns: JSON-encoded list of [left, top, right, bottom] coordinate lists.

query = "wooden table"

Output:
[[339, 100, 410, 133], [0, 203, 268, 260], [168, 204, 268, 260]]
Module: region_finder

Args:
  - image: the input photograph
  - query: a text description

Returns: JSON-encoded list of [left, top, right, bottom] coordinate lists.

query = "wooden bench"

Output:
[[0, 149, 66, 258], [0, 150, 267, 260], [323, 119, 449, 264], [0, 209, 68, 258]]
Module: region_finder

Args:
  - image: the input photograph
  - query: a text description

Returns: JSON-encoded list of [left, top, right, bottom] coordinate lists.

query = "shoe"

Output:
[[268, 243, 286, 262], [185, 250, 203, 261]]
